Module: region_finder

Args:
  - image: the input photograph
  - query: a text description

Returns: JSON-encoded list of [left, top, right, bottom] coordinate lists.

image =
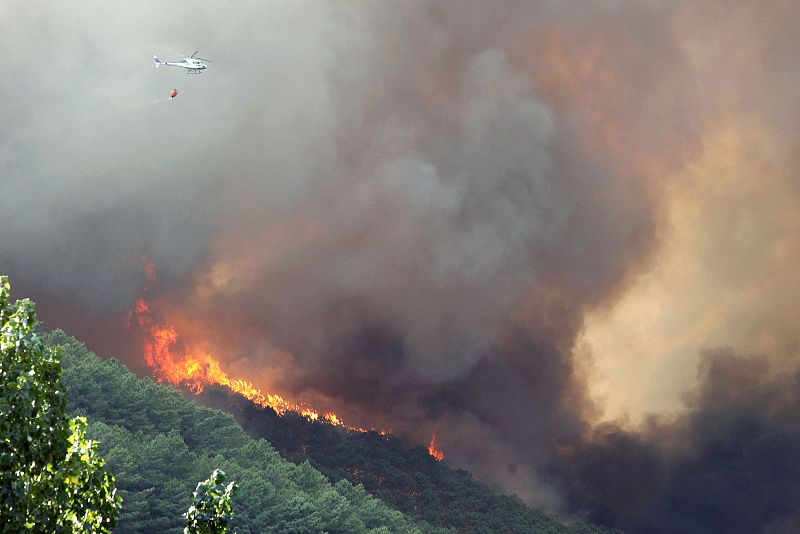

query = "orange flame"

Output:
[[428, 433, 445, 461], [128, 291, 378, 434]]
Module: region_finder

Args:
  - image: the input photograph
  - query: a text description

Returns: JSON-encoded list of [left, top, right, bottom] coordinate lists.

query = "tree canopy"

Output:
[[53, 330, 444, 533], [185, 469, 238, 534], [0, 276, 120, 532]]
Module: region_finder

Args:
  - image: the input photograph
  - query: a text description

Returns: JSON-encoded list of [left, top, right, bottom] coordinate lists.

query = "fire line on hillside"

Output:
[[127, 295, 374, 430], [125, 259, 444, 460]]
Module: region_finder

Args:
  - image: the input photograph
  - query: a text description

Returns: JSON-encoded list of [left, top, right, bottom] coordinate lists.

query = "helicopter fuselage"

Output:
[[154, 55, 207, 74]]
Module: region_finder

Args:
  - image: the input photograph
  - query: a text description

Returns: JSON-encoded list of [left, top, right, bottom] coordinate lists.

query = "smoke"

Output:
[[3, 1, 800, 530], [559, 349, 800, 533]]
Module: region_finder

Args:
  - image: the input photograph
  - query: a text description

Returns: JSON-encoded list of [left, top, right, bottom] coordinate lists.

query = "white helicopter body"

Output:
[[154, 51, 210, 74]]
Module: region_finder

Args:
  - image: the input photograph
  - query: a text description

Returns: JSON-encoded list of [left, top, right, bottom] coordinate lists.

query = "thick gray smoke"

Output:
[[559, 350, 800, 533], [3, 1, 800, 529]]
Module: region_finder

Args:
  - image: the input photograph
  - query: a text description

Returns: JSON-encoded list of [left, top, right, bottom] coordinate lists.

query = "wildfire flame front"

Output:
[[127, 260, 381, 434]]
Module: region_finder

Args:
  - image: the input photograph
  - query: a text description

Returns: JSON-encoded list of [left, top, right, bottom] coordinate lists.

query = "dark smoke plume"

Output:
[[3, 2, 800, 531], [558, 350, 800, 533]]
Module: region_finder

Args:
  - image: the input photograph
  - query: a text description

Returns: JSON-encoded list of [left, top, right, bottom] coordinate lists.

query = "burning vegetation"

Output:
[[428, 434, 445, 462], [128, 291, 453, 460], [128, 294, 378, 432]]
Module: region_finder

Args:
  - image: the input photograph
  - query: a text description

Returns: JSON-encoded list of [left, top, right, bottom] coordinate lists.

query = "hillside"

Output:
[[197, 387, 612, 534], [52, 331, 446, 533], [52, 329, 612, 533]]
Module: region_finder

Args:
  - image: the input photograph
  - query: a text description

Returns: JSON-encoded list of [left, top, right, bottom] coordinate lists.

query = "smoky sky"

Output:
[[3, 1, 800, 531], [558, 349, 800, 533]]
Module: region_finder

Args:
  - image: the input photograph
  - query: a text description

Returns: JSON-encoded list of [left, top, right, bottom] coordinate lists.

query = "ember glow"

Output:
[[428, 434, 445, 462], [128, 293, 376, 434]]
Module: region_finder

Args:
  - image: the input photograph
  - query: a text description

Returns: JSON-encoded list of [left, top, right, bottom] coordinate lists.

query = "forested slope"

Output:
[[53, 329, 612, 533], [198, 388, 615, 534], [52, 331, 447, 533]]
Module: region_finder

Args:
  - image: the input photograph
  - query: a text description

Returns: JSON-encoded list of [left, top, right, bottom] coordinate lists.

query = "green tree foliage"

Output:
[[198, 387, 618, 534], [185, 469, 237, 534], [52, 321, 615, 533], [53, 330, 445, 533], [0, 276, 121, 532]]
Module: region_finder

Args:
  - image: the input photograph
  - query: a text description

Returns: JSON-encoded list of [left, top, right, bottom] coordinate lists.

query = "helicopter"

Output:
[[154, 51, 211, 74]]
